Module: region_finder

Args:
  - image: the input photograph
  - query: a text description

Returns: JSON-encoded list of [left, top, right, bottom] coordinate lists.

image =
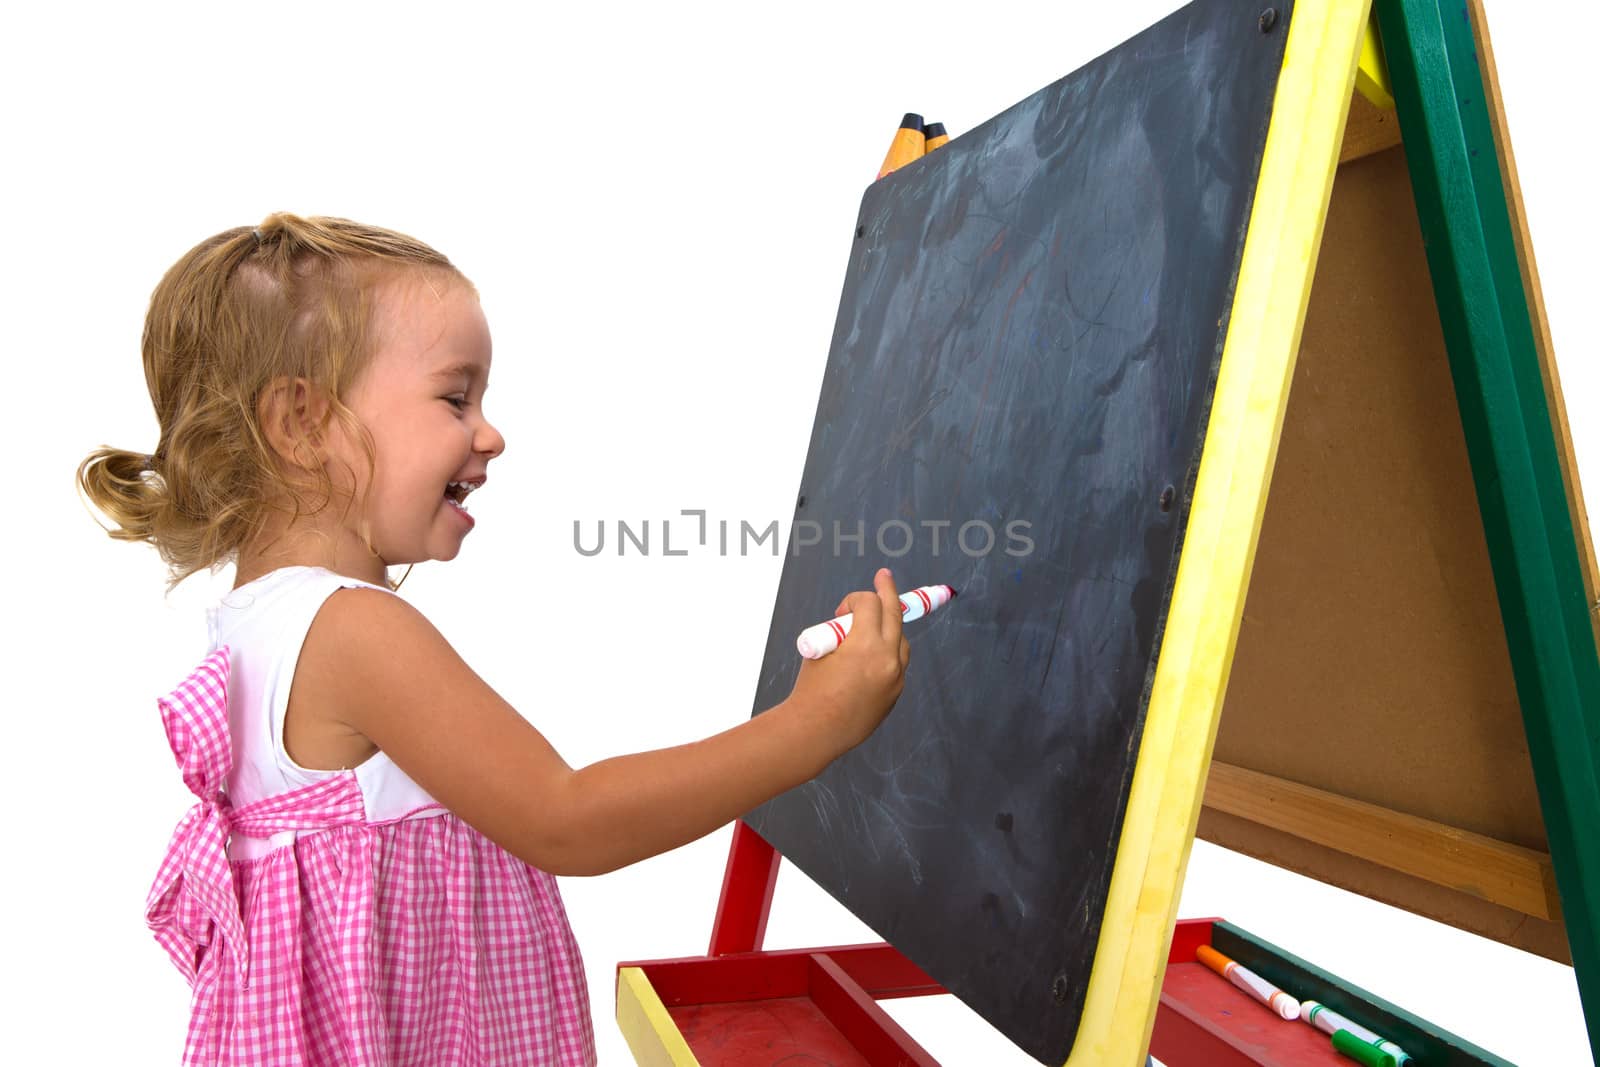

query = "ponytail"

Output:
[[77, 447, 162, 545]]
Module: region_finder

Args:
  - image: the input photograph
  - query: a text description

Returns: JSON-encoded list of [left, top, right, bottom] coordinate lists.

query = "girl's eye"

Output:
[[444, 396, 467, 410]]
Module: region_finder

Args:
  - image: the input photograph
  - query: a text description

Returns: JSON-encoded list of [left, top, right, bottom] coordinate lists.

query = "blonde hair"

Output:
[[77, 212, 465, 590]]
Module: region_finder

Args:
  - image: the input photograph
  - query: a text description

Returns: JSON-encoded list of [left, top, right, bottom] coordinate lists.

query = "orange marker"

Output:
[[923, 121, 949, 152], [1195, 944, 1300, 1020], [876, 112, 925, 179]]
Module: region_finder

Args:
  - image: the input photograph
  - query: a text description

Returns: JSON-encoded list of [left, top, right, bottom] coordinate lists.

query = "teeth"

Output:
[[445, 480, 482, 514]]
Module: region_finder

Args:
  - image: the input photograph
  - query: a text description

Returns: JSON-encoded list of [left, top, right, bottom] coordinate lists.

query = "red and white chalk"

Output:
[[796, 584, 957, 660]]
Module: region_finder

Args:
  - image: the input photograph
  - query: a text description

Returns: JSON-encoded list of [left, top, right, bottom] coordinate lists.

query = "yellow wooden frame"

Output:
[[1357, 10, 1396, 110], [1066, 1, 1374, 1061], [617, 966, 700, 1066]]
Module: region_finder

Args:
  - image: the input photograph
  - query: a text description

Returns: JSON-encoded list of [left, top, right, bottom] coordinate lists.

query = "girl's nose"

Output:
[[478, 416, 506, 460]]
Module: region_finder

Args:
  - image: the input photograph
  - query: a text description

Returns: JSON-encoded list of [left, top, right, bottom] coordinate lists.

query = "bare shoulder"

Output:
[[282, 589, 443, 769], [303, 587, 464, 681], [293, 586, 576, 866], [297, 587, 486, 737]]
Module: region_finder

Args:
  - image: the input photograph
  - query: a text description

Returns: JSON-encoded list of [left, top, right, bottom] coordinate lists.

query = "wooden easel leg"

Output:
[[1379, 0, 1600, 1055], [708, 820, 781, 956]]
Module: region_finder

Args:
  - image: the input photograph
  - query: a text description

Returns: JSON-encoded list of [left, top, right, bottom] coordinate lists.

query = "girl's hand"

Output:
[[785, 567, 912, 751]]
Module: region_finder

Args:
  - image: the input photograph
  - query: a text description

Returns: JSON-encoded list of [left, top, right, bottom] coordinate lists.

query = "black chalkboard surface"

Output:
[[744, 0, 1290, 1060]]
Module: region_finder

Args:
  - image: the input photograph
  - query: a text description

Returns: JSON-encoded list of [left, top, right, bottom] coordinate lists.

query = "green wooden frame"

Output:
[[1377, 0, 1600, 1053]]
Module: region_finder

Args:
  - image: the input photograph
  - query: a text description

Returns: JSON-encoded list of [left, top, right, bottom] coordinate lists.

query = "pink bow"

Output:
[[144, 647, 366, 985]]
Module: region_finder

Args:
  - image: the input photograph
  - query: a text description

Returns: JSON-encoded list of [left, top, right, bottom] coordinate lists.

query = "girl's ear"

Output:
[[258, 377, 334, 470]]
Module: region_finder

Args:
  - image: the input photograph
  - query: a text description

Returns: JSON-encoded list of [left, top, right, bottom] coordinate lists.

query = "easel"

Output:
[[619, 0, 1600, 1062]]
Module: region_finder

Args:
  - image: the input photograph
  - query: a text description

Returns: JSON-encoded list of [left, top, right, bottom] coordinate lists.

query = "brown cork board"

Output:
[[1198, 141, 1568, 962]]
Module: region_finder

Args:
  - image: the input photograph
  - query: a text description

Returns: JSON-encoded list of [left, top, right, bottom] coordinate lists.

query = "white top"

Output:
[[207, 566, 441, 859]]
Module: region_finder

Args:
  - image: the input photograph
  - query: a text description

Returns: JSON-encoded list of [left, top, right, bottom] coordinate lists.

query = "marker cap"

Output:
[[796, 619, 846, 659], [877, 114, 928, 179], [1332, 1029, 1399, 1067]]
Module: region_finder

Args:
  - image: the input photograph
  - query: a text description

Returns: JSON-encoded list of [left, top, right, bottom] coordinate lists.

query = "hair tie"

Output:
[[141, 453, 157, 473]]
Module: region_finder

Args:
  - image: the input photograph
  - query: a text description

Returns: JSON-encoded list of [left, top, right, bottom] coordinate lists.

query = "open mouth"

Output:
[[444, 480, 483, 512]]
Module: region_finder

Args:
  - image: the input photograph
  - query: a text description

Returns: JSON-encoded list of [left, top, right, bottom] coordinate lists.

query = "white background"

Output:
[[5, 0, 1594, 1062]]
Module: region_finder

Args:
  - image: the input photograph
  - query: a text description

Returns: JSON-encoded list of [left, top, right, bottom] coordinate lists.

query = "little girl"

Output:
[[78, 214, 912, 1066]]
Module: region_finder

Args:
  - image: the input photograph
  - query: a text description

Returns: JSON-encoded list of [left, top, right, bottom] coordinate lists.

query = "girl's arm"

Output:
[[297, 569, 911, 876]]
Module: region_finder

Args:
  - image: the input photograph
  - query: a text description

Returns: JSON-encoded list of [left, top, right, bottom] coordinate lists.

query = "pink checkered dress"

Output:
[[146, 646, 597, 1065]]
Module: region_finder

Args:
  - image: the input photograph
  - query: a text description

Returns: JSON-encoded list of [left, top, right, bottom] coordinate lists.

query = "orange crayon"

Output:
[[923, 120, 949, 152], [876, 112, 925, 179], [1195, 944, 1300, 1020]]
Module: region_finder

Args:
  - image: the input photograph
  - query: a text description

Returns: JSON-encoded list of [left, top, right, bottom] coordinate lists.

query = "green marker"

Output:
[[1302, 1001, 1414, 1065], [1332, 1028, 1399, 1067]]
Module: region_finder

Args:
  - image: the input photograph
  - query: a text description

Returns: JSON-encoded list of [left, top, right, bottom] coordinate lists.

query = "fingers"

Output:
[[835, 595, 852, 618], [898, 634, 910, 671], [847, 582, 883, 638], [875, 568, 903, 643]]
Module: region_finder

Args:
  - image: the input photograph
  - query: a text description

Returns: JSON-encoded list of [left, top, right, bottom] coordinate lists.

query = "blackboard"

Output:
[[744, 0, 1291, 1060]]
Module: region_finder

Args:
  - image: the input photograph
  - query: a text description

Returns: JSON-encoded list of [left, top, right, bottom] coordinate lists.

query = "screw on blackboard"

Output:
[[856, 224, 866, 238], [1159, 485, 1176, 512], [796, 494, 807, 510], [1259, 8, 1278, 33], [1052, 974, 1069, 1004]]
